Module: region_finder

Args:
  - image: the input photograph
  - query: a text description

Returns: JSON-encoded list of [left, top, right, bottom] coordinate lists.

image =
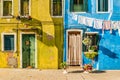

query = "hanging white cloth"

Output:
[[86, 17, 94, 27], [93, 19, 103, 29], [78, 16, 82, 24], [73, 34, 76, 65], [111, 21, 119, 30], [68, 33, 81, 65], [78, 16, 86, 25]]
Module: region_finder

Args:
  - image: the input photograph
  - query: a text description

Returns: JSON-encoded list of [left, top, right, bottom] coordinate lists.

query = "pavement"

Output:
[[0, 67, 120, 80]]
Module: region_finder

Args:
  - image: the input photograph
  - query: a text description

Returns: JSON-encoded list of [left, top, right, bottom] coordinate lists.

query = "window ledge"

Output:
[[96, 12, 110, 14], [1, 16, 14, 19], [70, 12, 87, 13]]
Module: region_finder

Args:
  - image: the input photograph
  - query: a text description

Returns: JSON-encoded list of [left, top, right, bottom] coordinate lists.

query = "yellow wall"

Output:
[[0, 0, 63, 69]]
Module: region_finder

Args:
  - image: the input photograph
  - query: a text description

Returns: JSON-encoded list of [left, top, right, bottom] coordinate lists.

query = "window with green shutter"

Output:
[[70, 0, 88, 12]]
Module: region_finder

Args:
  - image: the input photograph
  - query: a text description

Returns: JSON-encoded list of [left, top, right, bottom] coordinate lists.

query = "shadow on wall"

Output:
[[53, 18, 64, 68], [99, 46, 119, 59], [15, 17, 55, 46], [36, 18, 63, 68], [19, 17, 64, 68]]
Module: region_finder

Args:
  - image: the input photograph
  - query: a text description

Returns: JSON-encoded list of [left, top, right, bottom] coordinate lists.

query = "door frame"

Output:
[[20, 32, 37, 68], [66, 29, 83, 66]]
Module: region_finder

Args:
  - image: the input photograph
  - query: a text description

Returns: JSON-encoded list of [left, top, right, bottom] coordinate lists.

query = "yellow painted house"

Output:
[[0, 0, 63, 69]]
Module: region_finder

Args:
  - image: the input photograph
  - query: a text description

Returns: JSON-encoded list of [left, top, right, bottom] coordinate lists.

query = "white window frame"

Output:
[[1, 33, 16, 52], [96, 0, 110, 13], [51, 0, 63, 17], [19, 0, 31, 17], [1, 0, 13, 18]]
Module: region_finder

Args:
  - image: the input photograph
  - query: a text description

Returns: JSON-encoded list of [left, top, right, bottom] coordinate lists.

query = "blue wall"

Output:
[[64, 0, 120, 70]]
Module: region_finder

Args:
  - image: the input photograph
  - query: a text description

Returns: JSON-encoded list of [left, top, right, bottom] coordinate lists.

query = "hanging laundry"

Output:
[[86, 17, 94, 27], [72, 13, 78, 21], [102, 21, 112, 34], [111, 21, 119, 30], [93, 19, 103, 29], [78, 16, 82, 24], [78, 16, 86, 25]]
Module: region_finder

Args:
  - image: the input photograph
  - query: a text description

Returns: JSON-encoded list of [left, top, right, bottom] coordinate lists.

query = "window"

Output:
[[83, 32, 98, 52], [20, 0, 30, 16], [97, 0, 110, 12], [51, 0, 62, 16], [1, 33, 16, 52], [2, 0, 13, 16], [70, 0, 88, 12]]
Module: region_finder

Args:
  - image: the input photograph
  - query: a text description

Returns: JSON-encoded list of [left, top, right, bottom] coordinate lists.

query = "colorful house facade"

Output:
[[0, 0, 64, 69], [64, 0, 120, 70]]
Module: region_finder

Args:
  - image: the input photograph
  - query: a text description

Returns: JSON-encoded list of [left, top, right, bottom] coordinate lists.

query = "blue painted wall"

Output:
[[64, 0, 120, 70]]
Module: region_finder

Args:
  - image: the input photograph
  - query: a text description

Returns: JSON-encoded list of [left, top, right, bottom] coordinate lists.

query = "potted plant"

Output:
[[83, 64, 92, 73], [88, 45, 98, 52], [60, 62, 68, 74]]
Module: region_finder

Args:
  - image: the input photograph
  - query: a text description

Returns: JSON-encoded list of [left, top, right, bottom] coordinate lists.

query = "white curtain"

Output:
[[68, 32, 82, 66]]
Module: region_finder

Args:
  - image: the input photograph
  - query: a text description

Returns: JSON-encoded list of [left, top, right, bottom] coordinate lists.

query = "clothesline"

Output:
[[78, 16, 120, 35], [78, 16, 120, 30]]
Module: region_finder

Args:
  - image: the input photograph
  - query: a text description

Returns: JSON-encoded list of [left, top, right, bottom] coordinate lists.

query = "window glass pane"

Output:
[[70, 0, 88, 12], [21, 0, 29, 16], [4, 35, 14, 51], [52, 0, 62, 16], [3, 1, 12, 16], [98, 0, 108, 12], [104, 0, 108, 11]]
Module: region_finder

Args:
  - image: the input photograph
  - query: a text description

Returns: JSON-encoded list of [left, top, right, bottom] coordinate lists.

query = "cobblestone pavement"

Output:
[[0, 68, 120, 80]]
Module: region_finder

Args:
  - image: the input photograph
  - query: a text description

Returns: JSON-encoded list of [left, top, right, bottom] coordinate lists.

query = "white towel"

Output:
[[78, 16, 86, 25], [111, 21, 119, 30], [94, 19, 103, 29], [72, 13, 78, 21], [86, 17, 94, 27], [78, 16, 82, 24]]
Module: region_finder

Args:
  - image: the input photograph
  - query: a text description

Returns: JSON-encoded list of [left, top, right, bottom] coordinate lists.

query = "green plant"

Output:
[[84, 52, 98, 60], [83, 64, 92, 72], [60, 62, 67, 69], [89, 45, 98, 51], [82, 37, 91, 46]]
